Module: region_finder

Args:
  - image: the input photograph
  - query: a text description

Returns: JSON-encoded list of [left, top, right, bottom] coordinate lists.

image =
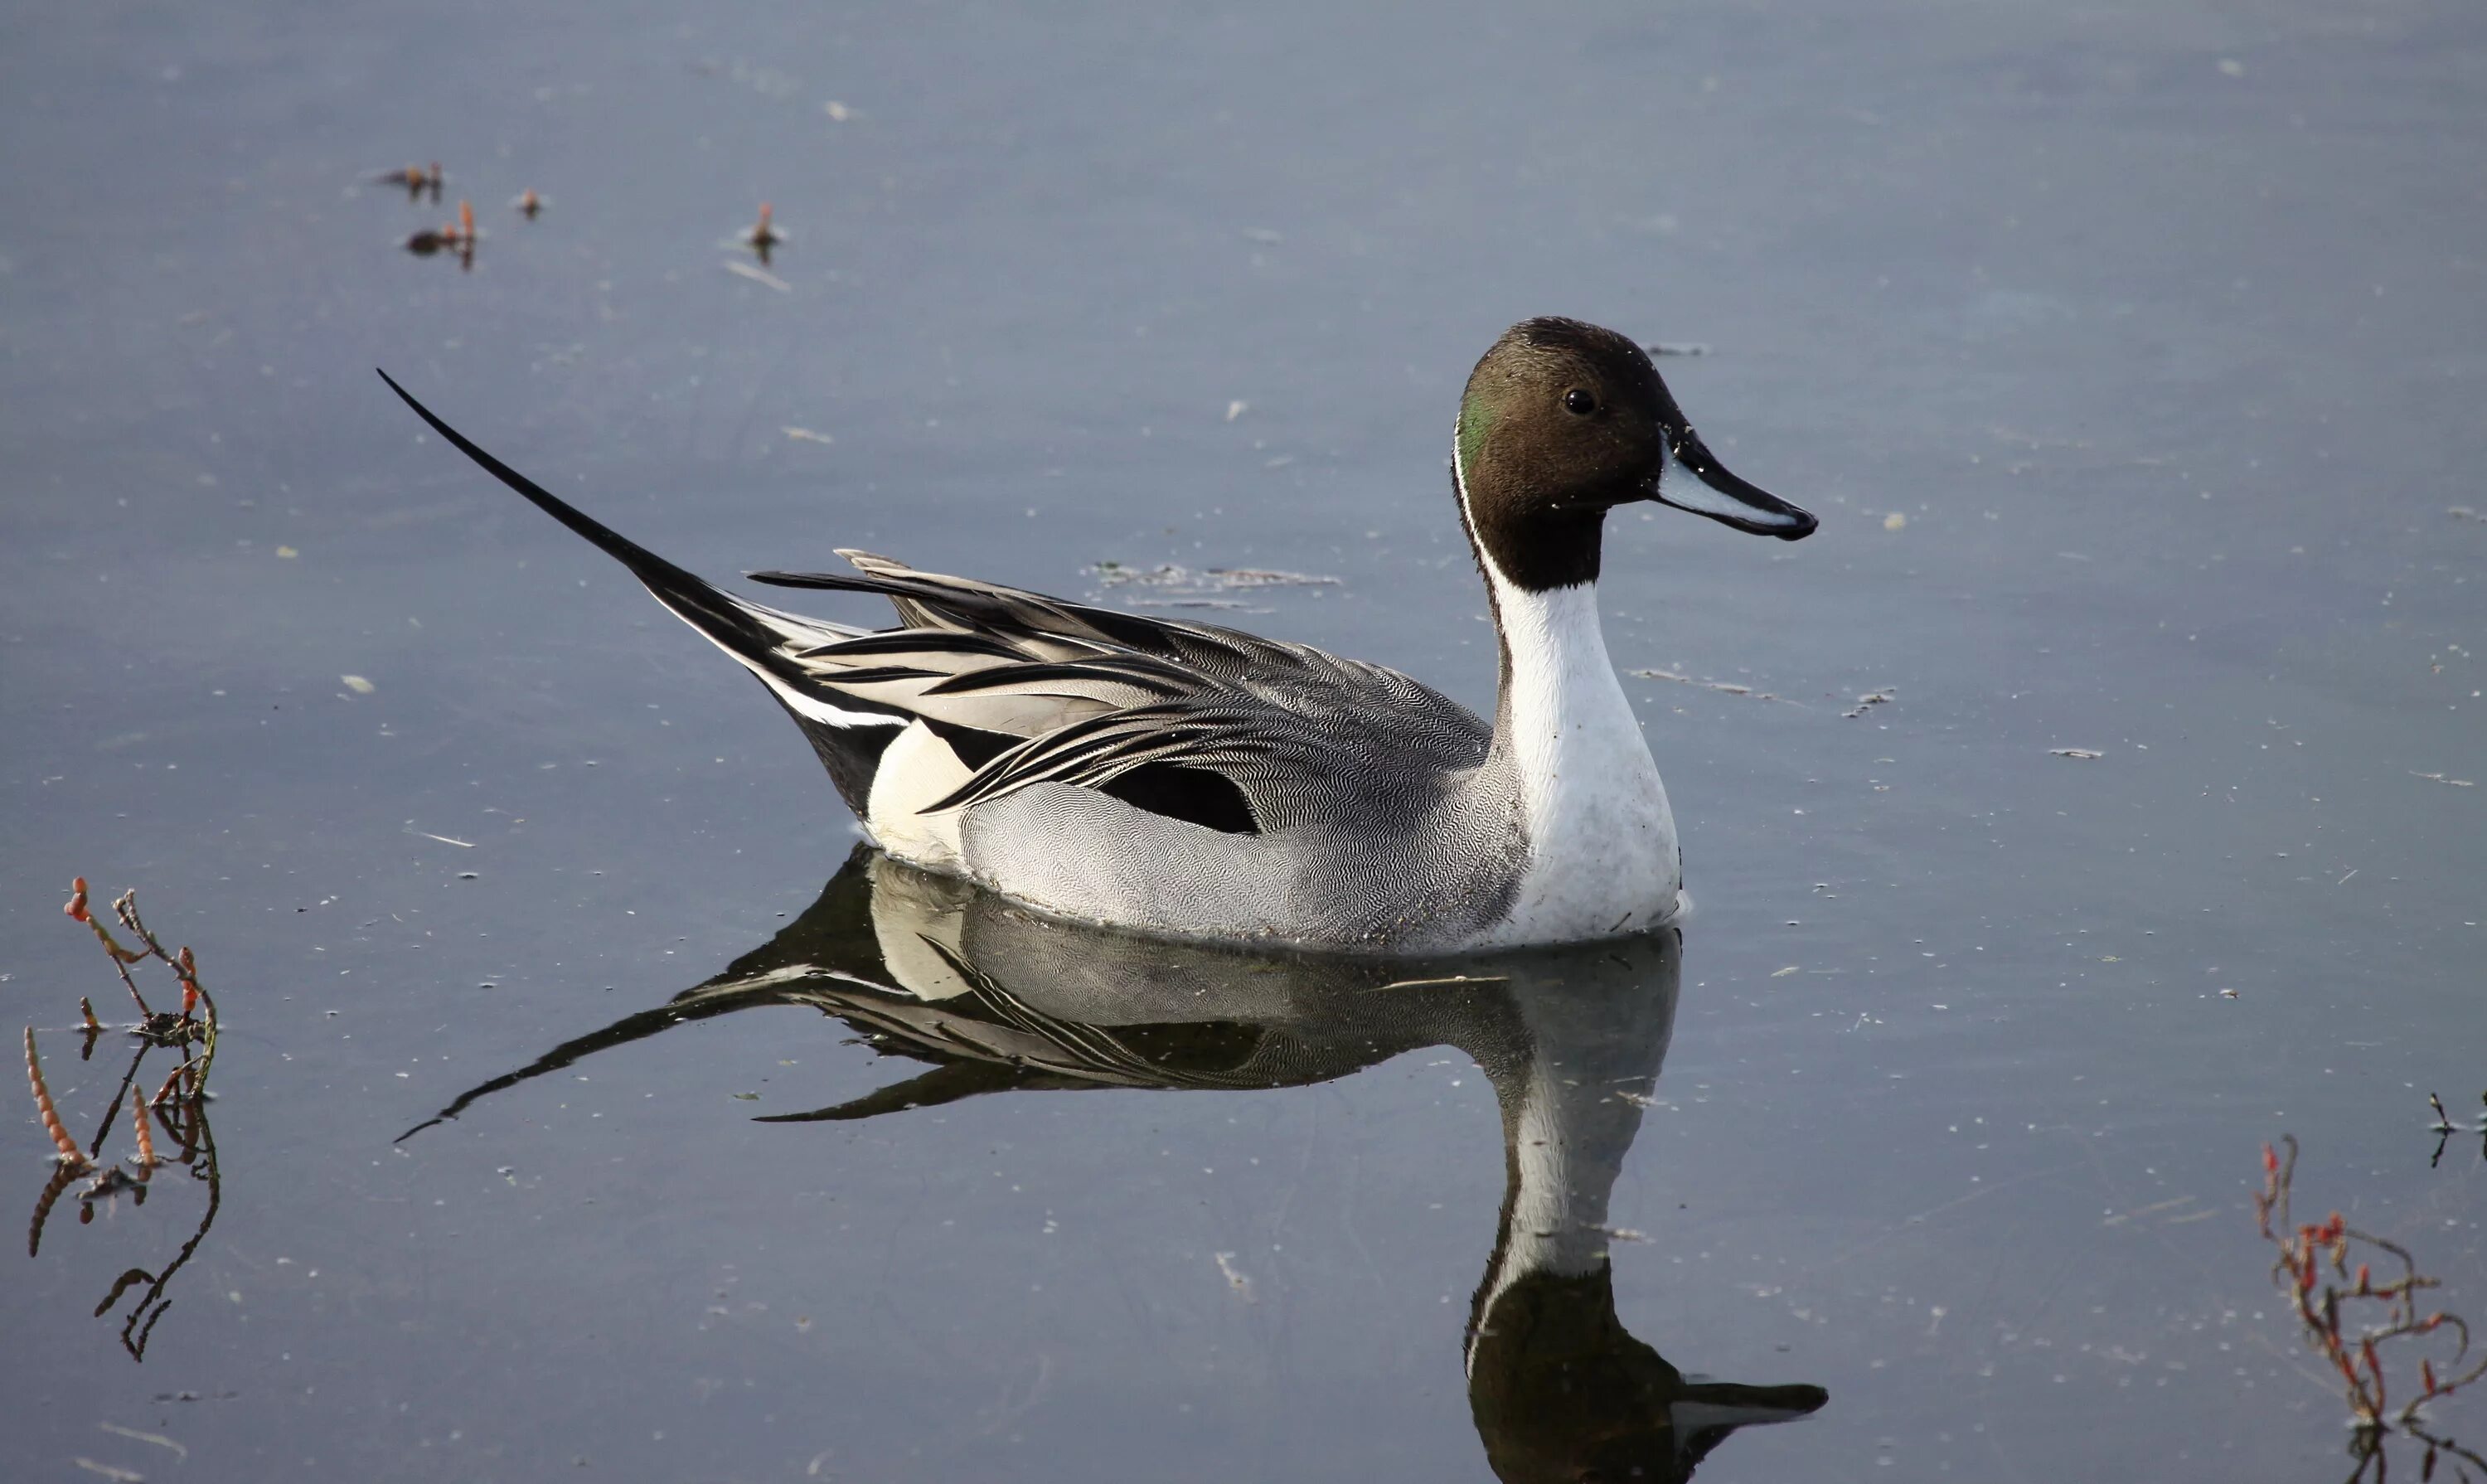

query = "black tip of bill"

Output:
[[1658, 430, 1817, 541]]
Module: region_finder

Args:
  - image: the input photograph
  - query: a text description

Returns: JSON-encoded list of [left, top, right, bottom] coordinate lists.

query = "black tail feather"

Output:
[[378, 370, 909, 816], [376, 368, 786, 662]]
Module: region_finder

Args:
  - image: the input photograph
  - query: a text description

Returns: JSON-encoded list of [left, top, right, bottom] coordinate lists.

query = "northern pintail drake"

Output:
[[379, 317, 1814, 953]]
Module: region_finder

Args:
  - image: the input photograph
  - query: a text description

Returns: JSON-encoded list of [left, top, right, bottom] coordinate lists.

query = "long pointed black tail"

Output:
[[379, 371, 906, 815], [376, 368, 793, 663]]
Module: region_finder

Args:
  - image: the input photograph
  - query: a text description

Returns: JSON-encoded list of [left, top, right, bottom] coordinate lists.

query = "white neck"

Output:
[[1456, 455, 1683, 944]]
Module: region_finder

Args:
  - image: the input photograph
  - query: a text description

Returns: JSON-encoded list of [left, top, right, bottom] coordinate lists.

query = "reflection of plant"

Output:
[[2431, 1093, 2487, 1169], [2255, 1136, 2487, 1482], [22, 878, 225, 1360]]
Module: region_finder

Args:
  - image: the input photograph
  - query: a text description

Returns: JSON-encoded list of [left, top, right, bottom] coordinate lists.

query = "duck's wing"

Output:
[[759, 549, 1381, 689], [754, 556, 1491, 830]]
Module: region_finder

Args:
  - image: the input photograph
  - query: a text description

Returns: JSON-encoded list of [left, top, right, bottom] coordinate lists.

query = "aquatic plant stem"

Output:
[[24, 1029, 88, 1167]]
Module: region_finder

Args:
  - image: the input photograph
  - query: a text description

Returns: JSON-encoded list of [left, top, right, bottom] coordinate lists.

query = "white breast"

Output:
[[1482, 580, 1680, 943]]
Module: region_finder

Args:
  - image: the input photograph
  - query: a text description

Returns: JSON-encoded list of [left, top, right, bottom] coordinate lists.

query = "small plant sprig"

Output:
[[62, 876, 217, 1088], [2256, 1136, 2487, 1482], [23, 878, 227, 1360]]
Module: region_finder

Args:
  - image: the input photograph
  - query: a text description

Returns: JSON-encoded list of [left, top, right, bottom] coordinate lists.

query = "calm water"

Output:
[[4, 1, 2484, 1478]]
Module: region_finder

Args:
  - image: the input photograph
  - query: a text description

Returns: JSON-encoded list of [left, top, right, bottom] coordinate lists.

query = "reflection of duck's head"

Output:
[[412, 847, 1822, 1477], [1458, 931, 1827, 1484], [1468, 1260, 1827, 1484]]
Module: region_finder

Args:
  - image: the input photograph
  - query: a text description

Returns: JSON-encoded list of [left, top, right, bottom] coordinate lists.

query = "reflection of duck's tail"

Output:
[[395, 857, 890, 1142], [395, 849, 1330, 1139], [752, 1059, 1075, 1123]]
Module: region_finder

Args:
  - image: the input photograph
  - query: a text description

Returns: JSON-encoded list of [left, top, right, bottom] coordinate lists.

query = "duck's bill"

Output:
[[1656, 429, 1817, 541]]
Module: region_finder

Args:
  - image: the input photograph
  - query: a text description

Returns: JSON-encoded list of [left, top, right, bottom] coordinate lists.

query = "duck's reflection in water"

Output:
[[411, 848, 1825, 1481]]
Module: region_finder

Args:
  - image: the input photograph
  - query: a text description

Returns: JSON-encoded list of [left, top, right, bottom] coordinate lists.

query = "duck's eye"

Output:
[[1562, 388, 1597, 415]]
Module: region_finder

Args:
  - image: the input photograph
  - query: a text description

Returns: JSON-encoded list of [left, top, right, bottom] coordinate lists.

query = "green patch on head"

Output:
[[1457, 386, 1495, 473]]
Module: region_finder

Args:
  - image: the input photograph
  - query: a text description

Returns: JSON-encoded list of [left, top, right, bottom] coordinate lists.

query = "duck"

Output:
[[404, 847, 1829, 1480], [377, 317, 1815, 953]]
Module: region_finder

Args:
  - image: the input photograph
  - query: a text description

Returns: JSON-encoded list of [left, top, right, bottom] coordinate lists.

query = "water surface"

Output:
[[4, 1, 2484, 1479]]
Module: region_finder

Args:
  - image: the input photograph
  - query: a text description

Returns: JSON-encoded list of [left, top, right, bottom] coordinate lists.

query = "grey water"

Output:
[[3, 1, 2483, 1479]]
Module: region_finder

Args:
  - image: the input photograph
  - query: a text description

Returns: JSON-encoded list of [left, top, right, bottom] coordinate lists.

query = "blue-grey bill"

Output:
[[1656, 431, 1817, 541]]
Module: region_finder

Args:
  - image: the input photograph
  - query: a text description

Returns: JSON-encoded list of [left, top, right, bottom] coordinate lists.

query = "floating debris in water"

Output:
[[1091, 561, 1338, 589], [2410, 771, 2475, 788], [2450, 506, 2482, 522], [1628, 667, 1801, 706], [340, 675, 376, 695], [1883, 512, 1908, 531], [96, 1423, 187, 1461], [723, 259, 791, 293], [782, 426, 834, 445], [2049, 748, 2104, 759], [406, 199, 477, 271], [1842, 688, 1894, 719], [1641, 342, 1709, 357], [1090, 561, 1338, 608], [376, 162, 444, 201], [741, 201, 784, 265], [1213, 1251, 1255, 1302]]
